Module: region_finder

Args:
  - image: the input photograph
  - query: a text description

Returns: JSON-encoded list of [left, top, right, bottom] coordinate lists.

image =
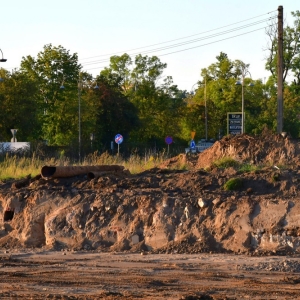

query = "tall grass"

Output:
[[0, 151, 170, 180], [0, 153, 45, 180]]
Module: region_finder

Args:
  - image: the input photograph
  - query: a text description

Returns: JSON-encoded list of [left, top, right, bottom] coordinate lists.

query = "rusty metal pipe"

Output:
[[41, 165, 124, 179], [87, 171, 113, 179]]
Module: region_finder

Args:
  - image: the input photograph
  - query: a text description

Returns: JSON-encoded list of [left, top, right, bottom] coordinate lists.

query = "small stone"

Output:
[[198, 198, 208, 208]]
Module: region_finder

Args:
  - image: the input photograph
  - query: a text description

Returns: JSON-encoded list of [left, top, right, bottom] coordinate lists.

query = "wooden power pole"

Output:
[[277, 5, 284, 133]]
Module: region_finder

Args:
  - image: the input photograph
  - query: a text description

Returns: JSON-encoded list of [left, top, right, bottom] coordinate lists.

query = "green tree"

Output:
[[100, 54, 186, 148], [188, 53, 266, 139], [265, 10, 300, 84], [265, 11, 300, 136], [0, 69, 40, 142], [100, 54, 133, 93], [20, 44, 81, 145], [92, 76, 140, 150], [193, 53, 240, 139]]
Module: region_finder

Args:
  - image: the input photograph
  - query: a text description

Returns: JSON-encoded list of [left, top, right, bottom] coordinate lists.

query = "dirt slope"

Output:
[[1, 131, 300, 255]]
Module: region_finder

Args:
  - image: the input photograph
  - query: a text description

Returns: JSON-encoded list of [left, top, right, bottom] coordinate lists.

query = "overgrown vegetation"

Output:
[[238, 163, 261, 173], [0, 151, 176, 180], [212, 157, 241, 169], [212, 157, 263, 174], [223, 177, 243, 191]]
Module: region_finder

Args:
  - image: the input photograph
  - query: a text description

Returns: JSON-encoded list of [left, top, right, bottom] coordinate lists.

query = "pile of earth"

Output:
[[1, 130, 300, 255]]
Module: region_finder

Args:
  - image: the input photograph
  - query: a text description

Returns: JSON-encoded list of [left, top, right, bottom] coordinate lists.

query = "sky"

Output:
[[0, 0, 299, 91]]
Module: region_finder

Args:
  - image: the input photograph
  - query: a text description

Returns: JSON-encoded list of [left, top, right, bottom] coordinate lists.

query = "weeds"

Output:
[[223, 177, 243, 191], [0, 151, 171, 180], [238, 163, 261, 173], [212, 157, 241, 169], [0, 153, 44, 179]]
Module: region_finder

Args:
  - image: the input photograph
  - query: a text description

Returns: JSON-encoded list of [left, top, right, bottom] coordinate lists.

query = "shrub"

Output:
[[212, 157, 240, 169], [223, 177, 243, 191]]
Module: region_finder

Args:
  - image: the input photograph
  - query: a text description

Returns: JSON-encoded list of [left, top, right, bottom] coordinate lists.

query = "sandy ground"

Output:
[[0, 250, 300, 299]]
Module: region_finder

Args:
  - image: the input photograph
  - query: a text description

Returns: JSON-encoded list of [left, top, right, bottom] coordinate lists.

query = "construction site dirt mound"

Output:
[[197, 129, 300, 169], [0, 132, 300, 257]]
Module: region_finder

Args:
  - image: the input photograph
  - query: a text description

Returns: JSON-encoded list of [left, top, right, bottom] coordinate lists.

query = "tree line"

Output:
[[0, 10, 299, 157]]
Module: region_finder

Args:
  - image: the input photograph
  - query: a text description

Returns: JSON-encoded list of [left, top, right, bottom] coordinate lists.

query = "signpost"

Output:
[[190, 139, 196, 149], [191, 131, 196, 140], [115, 134, 123, 155], [165, 136, 173, 154], [227, 112, 243, 135]]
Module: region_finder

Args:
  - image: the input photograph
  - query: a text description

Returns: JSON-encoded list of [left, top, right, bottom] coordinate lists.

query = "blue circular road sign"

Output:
[[115, 134, 123, 144], [165, 136, 173, 145]]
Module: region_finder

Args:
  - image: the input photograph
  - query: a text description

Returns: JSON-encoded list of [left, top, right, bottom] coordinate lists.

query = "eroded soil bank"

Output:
[[1, 132, 300, 299], [0, 132, 300, 256]]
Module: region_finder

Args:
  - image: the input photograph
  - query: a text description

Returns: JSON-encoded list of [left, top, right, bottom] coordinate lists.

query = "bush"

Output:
[[223, 177, 243, 191]]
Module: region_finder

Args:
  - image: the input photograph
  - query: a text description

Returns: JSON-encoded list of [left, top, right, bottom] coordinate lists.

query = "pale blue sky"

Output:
[[1, 1, 298, 91]]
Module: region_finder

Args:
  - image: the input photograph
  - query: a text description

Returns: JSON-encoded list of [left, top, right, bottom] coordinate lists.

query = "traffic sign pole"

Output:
[[115, 134, 123, 156], [165, 136, 173, 155]]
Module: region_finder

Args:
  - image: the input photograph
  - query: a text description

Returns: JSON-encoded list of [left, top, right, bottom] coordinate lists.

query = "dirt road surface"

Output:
[[0, 250, 300, 299]]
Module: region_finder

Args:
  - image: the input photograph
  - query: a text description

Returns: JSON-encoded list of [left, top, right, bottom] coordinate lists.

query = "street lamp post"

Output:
[[77, 73, 99, 161], [191, 80, 208, 140], [90, 133, 95, 150], [0, 49, 7, 81], [235, 67, 253, 134], [0, 49, 7, 62]]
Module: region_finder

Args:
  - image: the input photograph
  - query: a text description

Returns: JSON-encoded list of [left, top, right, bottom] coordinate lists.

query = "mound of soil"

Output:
[[1, 132, 300, 256], [197, 129, 300, 169]]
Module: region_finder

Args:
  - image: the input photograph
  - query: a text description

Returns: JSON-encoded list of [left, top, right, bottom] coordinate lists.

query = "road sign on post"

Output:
[[190, 139, 196, 149], [227, 112, 243, 135], [165, 136, 173, 154], [115, 134, 123, 155]]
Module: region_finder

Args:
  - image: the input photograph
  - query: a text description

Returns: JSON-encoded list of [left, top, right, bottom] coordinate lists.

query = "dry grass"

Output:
[[0, 153, 44, 179], [0, 151, 170, 180]]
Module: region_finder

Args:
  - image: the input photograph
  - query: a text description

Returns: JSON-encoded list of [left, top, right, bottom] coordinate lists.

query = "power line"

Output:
[[83, 25, 271, 72], [82, 17, 275, 66], [82, 20, 276, 70], [159, 27, 270, 57], [79, 10, 276, 62]]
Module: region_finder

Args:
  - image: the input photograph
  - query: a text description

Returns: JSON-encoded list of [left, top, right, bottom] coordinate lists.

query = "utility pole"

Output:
[[204, 77, 208, 141], [78, 72, 82, 161], [277, 5, 284, 133]]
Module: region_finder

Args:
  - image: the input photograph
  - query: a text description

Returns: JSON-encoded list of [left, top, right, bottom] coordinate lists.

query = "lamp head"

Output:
[[235, 80, 242, 86]]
